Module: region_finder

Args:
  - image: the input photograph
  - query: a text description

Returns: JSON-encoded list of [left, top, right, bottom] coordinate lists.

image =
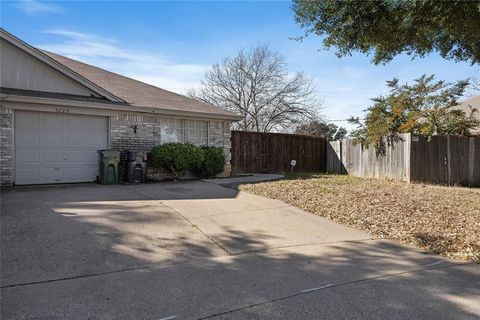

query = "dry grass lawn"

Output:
[[237, 174, 480, 262]]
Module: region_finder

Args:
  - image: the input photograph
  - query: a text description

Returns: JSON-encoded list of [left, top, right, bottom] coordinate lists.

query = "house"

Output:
[[451, 95, 480, 135], [0, 29, 242, 186]]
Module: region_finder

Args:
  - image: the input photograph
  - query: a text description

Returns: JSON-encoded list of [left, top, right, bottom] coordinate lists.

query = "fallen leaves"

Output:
[[238, 174, 480, 262]]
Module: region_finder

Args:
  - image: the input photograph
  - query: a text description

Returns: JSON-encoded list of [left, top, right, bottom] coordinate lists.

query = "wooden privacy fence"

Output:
[[327, 133, 480, 187], [230, 131, 326, 174], [410, 135, 480, 186], [327, 134, 411, 181]]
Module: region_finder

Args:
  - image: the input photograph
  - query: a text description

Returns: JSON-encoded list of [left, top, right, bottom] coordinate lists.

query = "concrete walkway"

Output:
[[1, 181, 478, 319]]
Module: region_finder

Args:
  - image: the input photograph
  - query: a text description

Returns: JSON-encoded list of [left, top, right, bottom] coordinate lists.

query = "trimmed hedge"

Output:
[[149, 143, 200, 179], [193, 145, 226, 178], [150, 143, 225, 179]]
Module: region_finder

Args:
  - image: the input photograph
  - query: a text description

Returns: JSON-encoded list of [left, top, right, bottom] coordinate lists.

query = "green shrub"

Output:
[[149, 143, 225, 179], [193, 146, 226, 178], [150, 143, 200, 179]]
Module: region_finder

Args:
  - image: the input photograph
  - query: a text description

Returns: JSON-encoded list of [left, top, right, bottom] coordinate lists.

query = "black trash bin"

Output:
[[118, 150, 129, 183], [126, 151, 147, 183]]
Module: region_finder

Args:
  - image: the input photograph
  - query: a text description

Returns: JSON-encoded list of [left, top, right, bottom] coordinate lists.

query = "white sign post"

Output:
[[290, 160, 297, 173]]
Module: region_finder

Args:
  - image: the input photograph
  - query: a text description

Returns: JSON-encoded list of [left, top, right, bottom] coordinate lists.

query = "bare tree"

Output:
[[470, 77, 480, 93], [188, 44, 322, 132]]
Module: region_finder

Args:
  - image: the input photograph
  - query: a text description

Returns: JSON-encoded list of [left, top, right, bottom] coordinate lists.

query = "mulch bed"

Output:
[[237, 174, 480, 262]]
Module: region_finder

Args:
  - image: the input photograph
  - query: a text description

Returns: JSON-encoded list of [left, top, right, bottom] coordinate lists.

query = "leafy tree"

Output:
[[188, 44, 322, 132], [349, 75, 479, 155], [292, 0, 480, 64], [295, 120, 347, 140]]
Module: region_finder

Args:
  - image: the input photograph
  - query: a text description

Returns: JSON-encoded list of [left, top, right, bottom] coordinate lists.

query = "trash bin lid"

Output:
[[99, 149, 121, 158], [127, 151, 137, 161]]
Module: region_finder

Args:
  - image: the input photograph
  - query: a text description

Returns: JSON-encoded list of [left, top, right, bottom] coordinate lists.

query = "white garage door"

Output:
[[15, 110, 108, 185]]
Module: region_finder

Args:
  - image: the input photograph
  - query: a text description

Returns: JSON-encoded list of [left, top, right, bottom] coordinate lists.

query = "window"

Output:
[[161, 119, 184, 144], [186, 120, 208, 146]]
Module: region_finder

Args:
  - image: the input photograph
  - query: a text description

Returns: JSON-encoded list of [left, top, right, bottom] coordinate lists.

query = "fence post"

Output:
[[405, 133, 411, 183], [469, 137, 475, 186], [339, 139, 343, 174], [447, 135, 452, 186]]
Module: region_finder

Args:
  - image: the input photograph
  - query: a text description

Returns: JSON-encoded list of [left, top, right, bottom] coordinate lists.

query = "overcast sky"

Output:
[[2, 0, 479, 130]]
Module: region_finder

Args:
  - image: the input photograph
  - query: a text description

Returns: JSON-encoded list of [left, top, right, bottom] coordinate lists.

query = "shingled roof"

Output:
[[451, 96, 480, 134], [40, 50, 241, 120]]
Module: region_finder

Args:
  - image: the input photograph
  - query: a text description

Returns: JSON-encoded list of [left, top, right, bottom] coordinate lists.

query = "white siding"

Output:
[[0, 39, 99, 96]]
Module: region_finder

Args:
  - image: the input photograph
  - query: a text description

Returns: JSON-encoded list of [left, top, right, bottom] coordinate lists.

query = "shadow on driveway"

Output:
[[1, 181, 479, 319]]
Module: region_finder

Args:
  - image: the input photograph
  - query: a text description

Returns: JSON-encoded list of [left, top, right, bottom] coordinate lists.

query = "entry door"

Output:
[[15, 110, 108, 185]]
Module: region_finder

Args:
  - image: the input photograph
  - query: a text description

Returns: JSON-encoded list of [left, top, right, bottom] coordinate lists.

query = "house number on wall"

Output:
[[55, 107, 70, 113]]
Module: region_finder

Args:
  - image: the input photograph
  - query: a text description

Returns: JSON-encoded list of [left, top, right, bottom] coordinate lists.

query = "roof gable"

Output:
[[1, 28, 241, 120], [0, 29, 123, 102]]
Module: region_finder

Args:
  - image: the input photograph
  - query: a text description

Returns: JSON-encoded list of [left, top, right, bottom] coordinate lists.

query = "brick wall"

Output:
[[208, 120, 232, 175], [110, 114, 159, 152], [110, 114, 232, 177], [0, 106, 13, 186]]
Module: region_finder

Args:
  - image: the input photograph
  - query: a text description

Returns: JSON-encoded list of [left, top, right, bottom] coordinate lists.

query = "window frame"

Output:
[[185, 119, 209, 146]]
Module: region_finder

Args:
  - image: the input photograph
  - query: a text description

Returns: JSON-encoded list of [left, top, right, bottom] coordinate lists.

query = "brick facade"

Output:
[[0, 106, 13, 186], [0, 110, 232, 186], [208, 120, 232, 174], [110, 113, 232, 177], [110, 114, 159, 152]]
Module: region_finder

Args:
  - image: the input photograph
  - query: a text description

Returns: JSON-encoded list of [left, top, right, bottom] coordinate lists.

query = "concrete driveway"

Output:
[[1, 181, 479, 319]]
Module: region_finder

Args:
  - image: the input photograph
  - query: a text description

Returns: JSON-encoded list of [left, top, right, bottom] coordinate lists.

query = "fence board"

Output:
[[327, 134, 411, 181], [328, 134, 480, 187], [230, 131, 326, 174]]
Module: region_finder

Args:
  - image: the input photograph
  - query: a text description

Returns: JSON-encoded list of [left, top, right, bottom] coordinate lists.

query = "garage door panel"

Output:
[[64, 150, 97, 163], [16, 168, 40, 185], [16, 149, 40, 162], [41, 149, 64, 163], [65, 132, 86, 146], [64, 114, 87, 130], [85, 133, 108, 147], [86, 116, 108, 130], [15, 111, 108, 185], [39, 167, 63, 183], [39, 131, 64, 147], [40, 113, 62, 129], [15, 112, 40, 128], [16, 131, 40, 147]]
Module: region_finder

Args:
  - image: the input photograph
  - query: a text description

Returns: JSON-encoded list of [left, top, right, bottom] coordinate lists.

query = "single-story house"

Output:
[[0, 29, 242, 186], [451, 95, 480, 135]]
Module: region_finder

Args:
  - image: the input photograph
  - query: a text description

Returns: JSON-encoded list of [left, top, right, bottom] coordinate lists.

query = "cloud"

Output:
[[37, 30, 208, 93], [14, 0, 62, 15]]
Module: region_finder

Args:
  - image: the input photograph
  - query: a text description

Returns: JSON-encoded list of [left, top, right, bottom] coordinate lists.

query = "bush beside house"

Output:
[[150, 143, 225, 179], [193, 146, 226, 178]]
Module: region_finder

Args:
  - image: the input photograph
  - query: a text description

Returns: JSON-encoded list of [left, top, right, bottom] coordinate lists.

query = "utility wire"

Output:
[[328, 118, 366, 122]]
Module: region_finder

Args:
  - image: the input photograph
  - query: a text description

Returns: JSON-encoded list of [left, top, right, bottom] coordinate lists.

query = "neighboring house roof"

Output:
[[40, 50, 241, 120], [451, 95, 480, 134]]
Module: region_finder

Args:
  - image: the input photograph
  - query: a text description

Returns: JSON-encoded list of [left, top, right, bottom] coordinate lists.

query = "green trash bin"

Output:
[[98, 149, 121, 184]]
